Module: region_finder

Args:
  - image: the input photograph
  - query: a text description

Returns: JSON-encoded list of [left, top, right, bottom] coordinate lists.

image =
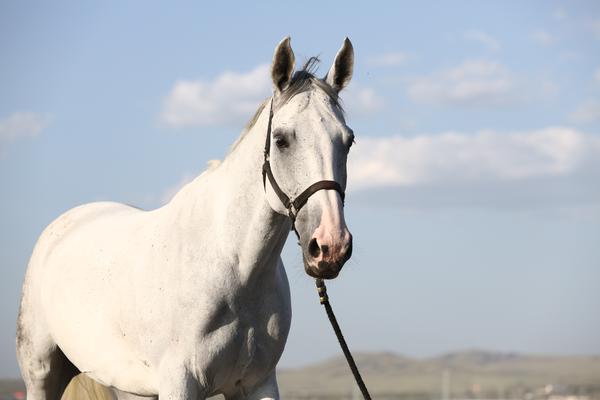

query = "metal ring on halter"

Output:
[[288, 204, 298, 221]]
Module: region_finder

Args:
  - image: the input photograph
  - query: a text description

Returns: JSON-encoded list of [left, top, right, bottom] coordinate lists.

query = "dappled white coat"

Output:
[[16, 37, 354, 400]]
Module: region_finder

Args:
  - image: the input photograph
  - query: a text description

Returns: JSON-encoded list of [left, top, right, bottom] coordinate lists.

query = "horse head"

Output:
[[263, 37, 355, 280]]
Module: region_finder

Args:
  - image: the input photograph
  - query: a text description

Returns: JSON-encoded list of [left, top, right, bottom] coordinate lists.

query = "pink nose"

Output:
[[307, 227, 353, 268]]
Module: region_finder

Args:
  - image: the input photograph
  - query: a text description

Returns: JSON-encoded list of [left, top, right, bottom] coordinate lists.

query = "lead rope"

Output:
[[315, 279, 372, 400], [262, 98, 369, 398]]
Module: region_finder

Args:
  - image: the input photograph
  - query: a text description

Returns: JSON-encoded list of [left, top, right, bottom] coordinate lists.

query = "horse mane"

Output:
[[276, 56, 343, 113], [228, 57, 343, 155]]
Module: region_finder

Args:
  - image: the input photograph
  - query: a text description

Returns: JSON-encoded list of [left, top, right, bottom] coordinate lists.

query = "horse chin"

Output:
[[303, 260, 341, 280]]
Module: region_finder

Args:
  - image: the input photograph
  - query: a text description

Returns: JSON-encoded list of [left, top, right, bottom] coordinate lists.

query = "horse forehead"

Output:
[[292, 91, 344, 133]]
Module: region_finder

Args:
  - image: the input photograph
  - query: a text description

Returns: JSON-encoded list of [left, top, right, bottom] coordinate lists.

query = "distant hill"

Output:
[[277, 350, 600, 399], [2, 350, 600, 400]]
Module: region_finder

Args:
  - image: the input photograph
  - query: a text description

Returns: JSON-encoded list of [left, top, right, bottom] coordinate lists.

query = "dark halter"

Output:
[[262, 99, 345, 238], [263, 100, 371, 400]]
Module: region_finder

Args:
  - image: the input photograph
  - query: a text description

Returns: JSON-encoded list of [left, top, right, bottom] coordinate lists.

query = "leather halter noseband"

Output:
[[262, 99, 345, 237]]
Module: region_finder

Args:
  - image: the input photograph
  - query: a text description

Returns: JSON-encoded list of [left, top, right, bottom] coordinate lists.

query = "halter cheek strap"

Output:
[[262, 99, 345, 237]]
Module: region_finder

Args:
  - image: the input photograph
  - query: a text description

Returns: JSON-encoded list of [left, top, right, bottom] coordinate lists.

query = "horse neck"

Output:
[[169, 104, 290, 284]]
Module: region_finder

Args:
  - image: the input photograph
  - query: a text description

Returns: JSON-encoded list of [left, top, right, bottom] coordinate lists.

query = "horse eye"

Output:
[[274, 135, 288, 149]]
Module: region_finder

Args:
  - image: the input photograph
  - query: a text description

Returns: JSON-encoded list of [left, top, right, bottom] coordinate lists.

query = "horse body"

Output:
[[17, 37, 355, 400], [19, 109, 292, 397]]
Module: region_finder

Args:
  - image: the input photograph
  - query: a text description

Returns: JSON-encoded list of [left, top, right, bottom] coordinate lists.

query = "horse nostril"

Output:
[[308, 238, 321, 259], [321, 244, 329, 256]]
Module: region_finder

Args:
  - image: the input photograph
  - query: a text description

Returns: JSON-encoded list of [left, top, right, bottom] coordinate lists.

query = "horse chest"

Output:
[[195, 292, 290, 393], [227, 320, 283, 391]]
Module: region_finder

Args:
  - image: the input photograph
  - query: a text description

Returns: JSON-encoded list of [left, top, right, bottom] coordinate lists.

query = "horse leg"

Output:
[[226, 372, 279, 400], [16, 312, 79, 400], [158, 362, 205, 400]]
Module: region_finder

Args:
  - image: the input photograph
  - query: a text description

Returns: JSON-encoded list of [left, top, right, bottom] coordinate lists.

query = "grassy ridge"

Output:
[[2, 351, 600, 400], [277, 351, 600, 398]]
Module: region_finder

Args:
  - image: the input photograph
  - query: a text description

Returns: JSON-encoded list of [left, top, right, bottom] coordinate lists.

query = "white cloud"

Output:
[[0, 112, 49, 142], [160, 64, 271, 128], [161, 63, 382, 127], [530, 30, 556, 46], [569, 101, 600, 124], [553, 7, 568, 21], [0, 112, 50, 154], [342, 85, 385, 117], [559, 51, 580, 62], [590, 19, 600, 40], [348, 127, 600, 191], [464, 30, 500, 52], [541, 80, 560, 97], [407, 60, 514, 106], [367, 52, 410, 67]]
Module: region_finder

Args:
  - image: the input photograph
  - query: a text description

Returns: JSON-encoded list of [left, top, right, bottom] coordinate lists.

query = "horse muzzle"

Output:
[[303, 229, 353, 280]]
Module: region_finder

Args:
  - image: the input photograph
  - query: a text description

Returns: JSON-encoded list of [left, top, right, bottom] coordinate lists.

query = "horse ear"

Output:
[[271, 37, 295, 93], [325, 37, 354, 92]]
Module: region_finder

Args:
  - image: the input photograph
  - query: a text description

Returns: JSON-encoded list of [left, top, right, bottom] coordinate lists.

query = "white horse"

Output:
[[16, 37, 355, 400]]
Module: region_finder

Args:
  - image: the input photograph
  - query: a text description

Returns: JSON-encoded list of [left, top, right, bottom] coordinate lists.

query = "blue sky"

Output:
[[1, 1, 600, 378]]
